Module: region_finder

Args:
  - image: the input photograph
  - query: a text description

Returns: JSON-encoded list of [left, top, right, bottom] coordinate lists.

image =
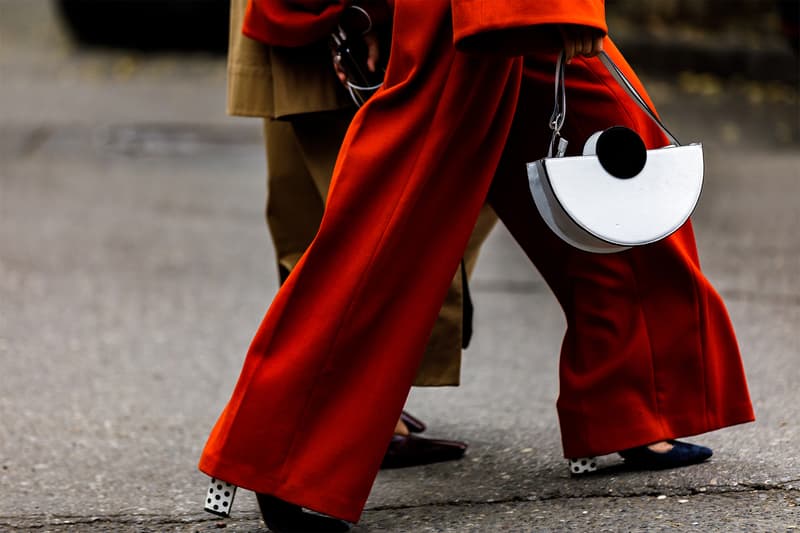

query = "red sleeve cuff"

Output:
[[243, 0, 391, 48], [243, 0, 347, 47], [452, 0, 607, 55]]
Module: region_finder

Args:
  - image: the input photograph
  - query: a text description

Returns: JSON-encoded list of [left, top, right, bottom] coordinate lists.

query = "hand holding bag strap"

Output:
[[548, 51, 681, 150]]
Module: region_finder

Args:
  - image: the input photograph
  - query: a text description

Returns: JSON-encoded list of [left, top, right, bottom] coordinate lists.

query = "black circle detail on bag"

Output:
[[596, 126, 647, 179]]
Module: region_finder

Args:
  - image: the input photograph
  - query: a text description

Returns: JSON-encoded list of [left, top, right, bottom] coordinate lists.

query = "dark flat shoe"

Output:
[[618, 440, 713, 470], [400, 410, 426, 433], [256, 493, 350, 533], [381, 433, 467, 469]]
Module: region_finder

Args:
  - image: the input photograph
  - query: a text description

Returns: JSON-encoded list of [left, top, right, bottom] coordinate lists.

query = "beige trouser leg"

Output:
[[263, 119, 325, 282], [264, 111, 497, 386]]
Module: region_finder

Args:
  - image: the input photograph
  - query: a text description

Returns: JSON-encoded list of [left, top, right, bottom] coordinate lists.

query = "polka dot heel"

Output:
[[568, 457, 598, 475], [204, 477, 237, 517]]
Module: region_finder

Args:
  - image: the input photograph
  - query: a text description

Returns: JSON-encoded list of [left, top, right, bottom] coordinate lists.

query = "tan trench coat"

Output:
[[226, 0, 496, 386]]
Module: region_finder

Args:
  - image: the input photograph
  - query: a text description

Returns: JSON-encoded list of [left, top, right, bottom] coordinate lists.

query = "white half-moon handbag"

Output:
[[527, 51, 704, 254]]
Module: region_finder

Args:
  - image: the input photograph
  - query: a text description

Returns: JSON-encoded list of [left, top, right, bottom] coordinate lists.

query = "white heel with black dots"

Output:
[[568, 457, 598, 475], [204, 477, 237, 517]]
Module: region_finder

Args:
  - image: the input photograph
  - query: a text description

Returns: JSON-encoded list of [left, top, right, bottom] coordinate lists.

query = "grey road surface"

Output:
[[0, 2, 798, 531]]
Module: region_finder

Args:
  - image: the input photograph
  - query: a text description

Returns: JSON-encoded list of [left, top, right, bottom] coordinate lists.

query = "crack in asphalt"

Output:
[[362, 482, 800, 514], [0, 513, 251, 529], [2, 482, 797, 528]]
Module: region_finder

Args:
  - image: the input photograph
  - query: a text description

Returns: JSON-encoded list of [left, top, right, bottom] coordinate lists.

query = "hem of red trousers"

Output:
[[198, 454, 365, 524], [559, 404, 755, 459]]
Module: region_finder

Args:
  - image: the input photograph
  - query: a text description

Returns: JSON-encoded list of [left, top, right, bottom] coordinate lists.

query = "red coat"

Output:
[[201, 0, 753, 523], [243, 0, 392, 47], [452, 0, 606, 53]]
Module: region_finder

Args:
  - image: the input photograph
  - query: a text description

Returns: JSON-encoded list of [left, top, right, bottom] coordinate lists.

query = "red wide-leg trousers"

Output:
[[494, 45, 753, 459], [200, 2, 753, 523]]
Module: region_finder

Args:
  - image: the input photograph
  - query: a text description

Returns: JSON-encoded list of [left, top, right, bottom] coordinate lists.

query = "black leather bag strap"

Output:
[[595, 51, 680, 146], [548, 51, 681, 150]]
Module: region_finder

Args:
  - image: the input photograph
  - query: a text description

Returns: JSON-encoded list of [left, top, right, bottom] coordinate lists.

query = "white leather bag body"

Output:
[[527, 52, 704, 254]]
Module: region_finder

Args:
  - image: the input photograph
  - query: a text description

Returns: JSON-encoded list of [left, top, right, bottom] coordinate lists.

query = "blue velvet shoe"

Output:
[[618, 440, 713, 470]]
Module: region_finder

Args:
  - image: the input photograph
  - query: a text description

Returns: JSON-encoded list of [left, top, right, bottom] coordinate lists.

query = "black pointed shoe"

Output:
[[256, 493, 350, 533], [618, 440, 713, 470], [380, 433, 467, 469]]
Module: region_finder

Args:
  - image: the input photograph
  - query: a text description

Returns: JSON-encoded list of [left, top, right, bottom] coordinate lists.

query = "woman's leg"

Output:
[[290, 111, 499, 387], [488, 39, 754, 461], [263, 118, 327, 282], [200, 2, 523, 523]]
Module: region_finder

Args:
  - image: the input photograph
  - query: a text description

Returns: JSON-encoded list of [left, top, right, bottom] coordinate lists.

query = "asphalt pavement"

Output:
[[0, 2, 798, 531]]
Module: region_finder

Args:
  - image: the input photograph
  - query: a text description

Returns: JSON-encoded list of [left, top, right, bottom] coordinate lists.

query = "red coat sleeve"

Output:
[[243, 0, 347, 47], [452, 0, 608, 55], [242, 0, 391, 48]]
